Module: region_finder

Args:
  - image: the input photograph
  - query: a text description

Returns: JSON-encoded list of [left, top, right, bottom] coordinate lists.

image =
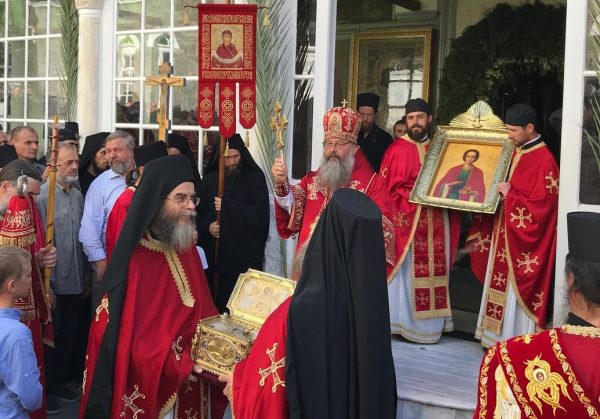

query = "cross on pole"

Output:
[[145, 62, 186, 141], [270, 102, 288, 159]]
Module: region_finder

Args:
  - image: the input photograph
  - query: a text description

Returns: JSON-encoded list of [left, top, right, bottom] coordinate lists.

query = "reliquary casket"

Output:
[[192, 269, 295, 376]]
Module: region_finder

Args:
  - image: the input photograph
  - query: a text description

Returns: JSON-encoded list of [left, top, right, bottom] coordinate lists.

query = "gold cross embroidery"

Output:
[[121, 385, 145, 418], [394, 212, 409, 228], [473, 234, 492, 253], [493, 272, 507, 287], [517, 252, 539, 274], [497, 248, 508, 263], [510, 207, 533, 229], [532, 292, 544, 312], [415, 290, 429, 307], [95, 296, 109, 321], [545, 171, 559, 194], [185, 408, 198, 419], [487, 303, 502, 319], [258, 343, 286, 393], [515, 334, 533, 344], [171, 336, 183, 361]]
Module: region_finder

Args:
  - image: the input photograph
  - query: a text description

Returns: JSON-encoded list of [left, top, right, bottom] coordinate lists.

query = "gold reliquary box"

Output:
[[192, 269, 296, 376]]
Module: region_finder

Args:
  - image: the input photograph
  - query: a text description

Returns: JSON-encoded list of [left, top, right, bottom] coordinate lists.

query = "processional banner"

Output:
[[198, 4, 257, 138]]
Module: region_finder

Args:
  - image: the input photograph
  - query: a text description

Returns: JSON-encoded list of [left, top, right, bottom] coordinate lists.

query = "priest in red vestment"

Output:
[[222, 189, 397, 419], [474, 211, 600, 418], [468, 103, 559, 348], [80, 155, 226, 419], [272, 106, 395, 279], [380, 98, 461, 344], [104, 141, 166, 261], [0, 159, 57, 419]]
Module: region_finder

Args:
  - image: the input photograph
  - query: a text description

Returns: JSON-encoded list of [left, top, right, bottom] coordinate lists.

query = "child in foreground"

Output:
[[0, 245, 43, 418]]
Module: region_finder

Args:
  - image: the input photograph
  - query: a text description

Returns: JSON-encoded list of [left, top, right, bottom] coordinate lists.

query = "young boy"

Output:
[[0, 245, 43, 418]]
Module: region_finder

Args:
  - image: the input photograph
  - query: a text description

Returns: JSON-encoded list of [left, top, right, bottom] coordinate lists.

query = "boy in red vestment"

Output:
[[80, 155, 225, 419], [222, 189, 397, 419], [272, 106, 396, 279], [468, 103, 559, 348], [474, 212, 600, 418]]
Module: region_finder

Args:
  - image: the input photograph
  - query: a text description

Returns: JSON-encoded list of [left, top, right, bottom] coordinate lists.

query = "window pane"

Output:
[[0, 43, 5, 78], [292, 78, 314, 179], [0, 81, 5, 118], [48, 80, 67, 118], [142, 128, 158, 144], [8, 1, 26, 37], [28, 39, 46, 77], [30, 1, 48, 36], [175, 0, 196, 27], [8, 40, 25, 78], [117, 1, 142, 31], [172, 79, 196, 126], [8, 82, 24, 118], [0, 2, 6, 37], [115, 81, 140, 123], [145, 0, 171, 30], [49, 2, 61, 34], [145, 33, 170, 78], [295, 0, 316, 75], [580, 76, 600, 204], [48, 38, 61, 77], [173, 30, 197, 77], [143, 82, 158, 124], [27, 80, 46, 119], [117, 34, 141, 78]]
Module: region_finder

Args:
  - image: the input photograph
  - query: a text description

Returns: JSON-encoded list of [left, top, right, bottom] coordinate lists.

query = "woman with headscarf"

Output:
[[220, 188, 397, 419]]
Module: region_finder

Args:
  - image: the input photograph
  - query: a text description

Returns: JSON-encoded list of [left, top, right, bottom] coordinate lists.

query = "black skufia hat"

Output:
[[505, 103, 537, 127], [567, 212, 600, 263], [0, 144, 18, 168], [405, 98, 432, 115], [133, 141, 167, 167], [357, 92, 380, 112]]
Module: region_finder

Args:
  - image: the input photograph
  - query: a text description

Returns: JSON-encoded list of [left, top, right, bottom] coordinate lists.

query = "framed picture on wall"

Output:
[[348, 29, 433, 133], [409, 101, 514, 214]]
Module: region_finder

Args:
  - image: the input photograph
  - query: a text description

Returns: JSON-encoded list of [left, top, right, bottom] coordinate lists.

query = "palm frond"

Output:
[[58, 0, 78, 121]]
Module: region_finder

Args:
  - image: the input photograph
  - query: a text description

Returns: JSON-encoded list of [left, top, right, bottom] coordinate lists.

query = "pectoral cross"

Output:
[[270, 102, 288, 158], [145, 62, 186, 141]]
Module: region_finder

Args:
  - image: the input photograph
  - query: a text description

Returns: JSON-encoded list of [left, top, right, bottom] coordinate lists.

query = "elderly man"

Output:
[[79, 131, 134, 308], [474, 212, 600, 417], [38, 143, 84, 408], [80, 155, 226, 419], [9, 126, 45, 175], [469, 103, 559, 348], [272, 106, 395, 279], [380, 98, 460, 344], [356, 92, 393, 172]]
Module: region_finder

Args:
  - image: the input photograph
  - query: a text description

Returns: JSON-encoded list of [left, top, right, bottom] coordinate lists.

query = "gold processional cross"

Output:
[[270, 102, 288, 159], [145, 62, 186, 141]]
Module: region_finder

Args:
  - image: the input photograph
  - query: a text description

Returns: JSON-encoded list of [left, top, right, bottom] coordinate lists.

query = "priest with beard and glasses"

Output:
[[79, 155, 226, 419], [197, 133, 269, 313], [379, 98, 461, 344], [272, 106, 396, 280]]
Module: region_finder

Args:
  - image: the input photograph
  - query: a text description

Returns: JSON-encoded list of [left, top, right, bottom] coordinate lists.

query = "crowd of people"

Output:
[[0, 93, 597, 419]]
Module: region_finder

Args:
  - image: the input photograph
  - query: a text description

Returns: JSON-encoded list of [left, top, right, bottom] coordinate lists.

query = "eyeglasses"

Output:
[[166, 194, 200, 207], [322, 140, 355, 149]]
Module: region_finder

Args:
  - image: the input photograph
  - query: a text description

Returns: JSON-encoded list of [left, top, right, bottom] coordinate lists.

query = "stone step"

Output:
[[393, 336, 483, 418]]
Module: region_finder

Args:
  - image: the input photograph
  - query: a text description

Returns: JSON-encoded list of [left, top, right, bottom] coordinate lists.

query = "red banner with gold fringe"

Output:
[[198, 4, 257, 137]]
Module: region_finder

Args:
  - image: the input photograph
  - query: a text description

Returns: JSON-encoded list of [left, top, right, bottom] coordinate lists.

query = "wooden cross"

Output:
[[145, 62, 186, 141]]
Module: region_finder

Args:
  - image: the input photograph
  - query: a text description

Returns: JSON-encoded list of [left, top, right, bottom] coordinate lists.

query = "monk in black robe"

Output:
[[198, 133, 270, 312]]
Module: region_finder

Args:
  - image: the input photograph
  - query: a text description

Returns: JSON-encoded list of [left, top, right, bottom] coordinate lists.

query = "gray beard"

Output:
[[110, 161, 129, 175], [149, 206, 196, 252], [317, 151, 355, 191]]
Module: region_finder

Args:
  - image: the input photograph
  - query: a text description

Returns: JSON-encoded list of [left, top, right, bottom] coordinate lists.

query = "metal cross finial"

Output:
[[341, 99, 348, 107], [270, 102, 288, 158]]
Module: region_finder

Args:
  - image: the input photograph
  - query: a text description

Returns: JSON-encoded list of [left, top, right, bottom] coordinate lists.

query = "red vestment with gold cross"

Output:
[[474, 327, 600, 418], [79, 235, 226, 419], [380, 137, 460, 322], [468, 142, 558, 336], [274, 148, 396, 278], [231, 297, 290, 419]]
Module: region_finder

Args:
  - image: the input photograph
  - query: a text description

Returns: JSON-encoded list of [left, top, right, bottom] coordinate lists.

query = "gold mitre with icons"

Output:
[[192, 269, 296, 376]]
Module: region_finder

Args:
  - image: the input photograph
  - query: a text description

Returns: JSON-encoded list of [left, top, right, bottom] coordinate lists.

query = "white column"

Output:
[[554, 1, 588, 325], [75, 0, 105, 138]]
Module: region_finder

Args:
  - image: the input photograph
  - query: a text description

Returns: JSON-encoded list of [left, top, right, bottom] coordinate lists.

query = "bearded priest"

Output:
[[79, 155, 226, 419]]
